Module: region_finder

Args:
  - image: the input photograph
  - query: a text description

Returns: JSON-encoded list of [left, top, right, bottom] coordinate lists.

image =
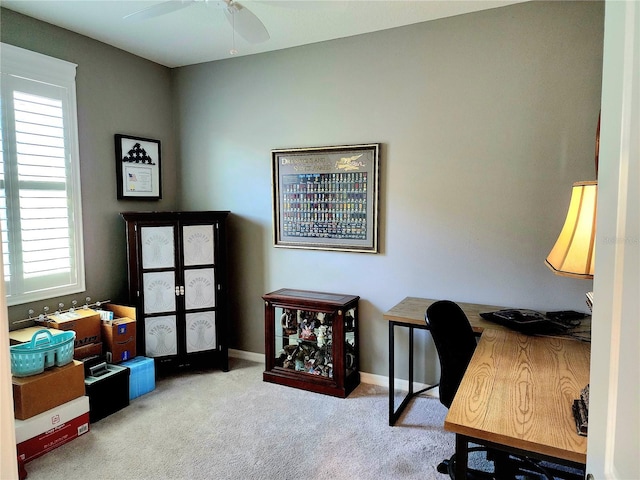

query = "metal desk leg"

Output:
[[389, 321, 415, 425], [389, 321, 437, 426], [455, 434, 469, 479], [389, 321, 394, 424], [408, 325, 414, 397]]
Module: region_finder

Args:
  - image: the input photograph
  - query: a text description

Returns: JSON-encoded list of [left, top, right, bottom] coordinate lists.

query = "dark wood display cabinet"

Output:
[[263, 288, 360, 398], [121, 211, 230, 374]]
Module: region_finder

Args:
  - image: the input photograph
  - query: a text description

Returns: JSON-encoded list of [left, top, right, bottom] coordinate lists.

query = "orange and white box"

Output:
[[15, 396, 90, 463]]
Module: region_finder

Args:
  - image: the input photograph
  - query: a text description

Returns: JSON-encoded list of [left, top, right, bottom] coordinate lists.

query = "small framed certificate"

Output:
[[115, 134, 162, 200]]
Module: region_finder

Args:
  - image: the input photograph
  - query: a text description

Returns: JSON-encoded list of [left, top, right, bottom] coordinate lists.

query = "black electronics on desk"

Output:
[[572, 384, 589, 436], [479, 309, 586, 335]]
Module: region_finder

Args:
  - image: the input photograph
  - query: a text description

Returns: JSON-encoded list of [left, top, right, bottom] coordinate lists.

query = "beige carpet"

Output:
[[22, 358, 460, 480]]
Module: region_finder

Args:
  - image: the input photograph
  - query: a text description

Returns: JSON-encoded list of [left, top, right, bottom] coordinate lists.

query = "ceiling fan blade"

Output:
[[124, 0, 196, 22], [264, 1, 347, 12], [224, 2, 270, 44]]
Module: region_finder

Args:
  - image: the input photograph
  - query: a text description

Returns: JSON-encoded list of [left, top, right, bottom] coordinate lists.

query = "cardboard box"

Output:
[[73, 342, 103, 360], [15, 396, 90, 463], [41, 309, 101, 348], [9, 326, 64, 346], [102, 318, 136, 363], [101, 304, 136, 364], [102, 303, 136, 320], [12, 360, 85, 420]]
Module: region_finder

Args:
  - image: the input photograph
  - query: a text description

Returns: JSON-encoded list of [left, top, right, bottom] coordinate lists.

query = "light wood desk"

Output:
[[445, 328, 590, 477], [384, 297, 510, 425]]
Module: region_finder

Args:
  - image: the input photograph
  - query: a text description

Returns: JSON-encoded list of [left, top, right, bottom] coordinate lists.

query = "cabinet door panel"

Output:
[[145, 315, 178, 357], [143, 271, 176, 313], [184, 268, 215, 309], [186, 311, 217, 353], [183, 225, 215, 266], [141, 226, 175, 269]]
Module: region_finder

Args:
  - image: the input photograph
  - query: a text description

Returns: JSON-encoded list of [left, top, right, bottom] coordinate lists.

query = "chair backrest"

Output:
[[425, 300, 478, 409]]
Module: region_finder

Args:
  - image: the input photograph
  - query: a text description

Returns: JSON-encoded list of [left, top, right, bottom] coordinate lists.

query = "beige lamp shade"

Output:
[[546, 181, 597, 279]]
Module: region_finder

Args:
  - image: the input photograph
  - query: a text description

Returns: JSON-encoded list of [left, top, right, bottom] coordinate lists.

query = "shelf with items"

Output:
[[263, 288, 359, 398]]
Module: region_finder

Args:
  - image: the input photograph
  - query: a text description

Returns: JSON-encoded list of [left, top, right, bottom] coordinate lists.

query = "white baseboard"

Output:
[[229, 348, 265, 364], [361, 371, 438, 397], [228, 349, 438, 397]]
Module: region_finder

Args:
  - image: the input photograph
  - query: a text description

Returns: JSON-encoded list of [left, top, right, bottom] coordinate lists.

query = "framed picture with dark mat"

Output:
[[115, 134, 161, 200]]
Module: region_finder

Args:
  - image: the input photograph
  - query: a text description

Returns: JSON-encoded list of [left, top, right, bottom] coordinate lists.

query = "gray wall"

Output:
[[172, 1, 603, 380], [1, 2, 604, 382], [1, 9, 177, 326]]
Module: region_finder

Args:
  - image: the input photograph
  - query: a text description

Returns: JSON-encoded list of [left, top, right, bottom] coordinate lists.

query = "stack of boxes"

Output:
[[100, 304, 155, 400], [10, 329, 90, 465], [99, 304, 137, 364], [10, 308, 103, 464], [9, 304, 156, 465]]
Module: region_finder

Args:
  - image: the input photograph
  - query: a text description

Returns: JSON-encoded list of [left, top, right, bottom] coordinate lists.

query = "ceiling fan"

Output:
[[124, 0, 270, 45]]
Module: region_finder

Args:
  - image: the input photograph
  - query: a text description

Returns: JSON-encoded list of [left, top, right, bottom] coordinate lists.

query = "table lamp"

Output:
[[545, 180, 597, 279]]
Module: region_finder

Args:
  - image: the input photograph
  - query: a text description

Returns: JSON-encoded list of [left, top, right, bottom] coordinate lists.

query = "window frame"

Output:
[[1, 43, 85, 306]]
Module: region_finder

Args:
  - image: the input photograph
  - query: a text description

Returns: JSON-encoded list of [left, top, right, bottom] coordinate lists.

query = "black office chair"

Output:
[[426, 300, 555, 480]]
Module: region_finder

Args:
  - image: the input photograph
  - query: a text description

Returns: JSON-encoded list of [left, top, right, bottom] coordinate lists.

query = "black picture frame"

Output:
[[271, 143, 380, 253], [115, 134, 162, 200]]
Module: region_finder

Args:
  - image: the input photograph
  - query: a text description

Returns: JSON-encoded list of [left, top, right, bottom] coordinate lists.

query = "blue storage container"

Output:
[[121, 356, 155, 400]]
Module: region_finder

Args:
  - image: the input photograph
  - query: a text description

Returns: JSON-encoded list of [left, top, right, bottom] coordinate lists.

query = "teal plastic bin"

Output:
[[10, 329, 75, 377]]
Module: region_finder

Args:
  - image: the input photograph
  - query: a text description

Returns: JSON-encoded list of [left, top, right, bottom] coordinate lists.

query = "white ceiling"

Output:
[[2, 0, 527, 68]]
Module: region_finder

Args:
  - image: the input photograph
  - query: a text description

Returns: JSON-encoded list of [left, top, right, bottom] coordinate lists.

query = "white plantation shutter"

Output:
[[1, 43, 85, 305]]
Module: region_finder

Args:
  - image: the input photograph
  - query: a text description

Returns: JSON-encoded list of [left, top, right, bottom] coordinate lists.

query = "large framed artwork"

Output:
[[271, 143, 380, 253], [115, 134, 162, 200]]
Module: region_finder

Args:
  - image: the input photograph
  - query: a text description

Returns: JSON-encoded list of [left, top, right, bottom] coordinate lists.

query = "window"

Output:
[[0, 43, 85, 306]]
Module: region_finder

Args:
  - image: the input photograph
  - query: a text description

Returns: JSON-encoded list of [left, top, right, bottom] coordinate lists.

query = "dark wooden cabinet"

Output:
[[263, 288, 360, 398], [121, 211, 230, 373]]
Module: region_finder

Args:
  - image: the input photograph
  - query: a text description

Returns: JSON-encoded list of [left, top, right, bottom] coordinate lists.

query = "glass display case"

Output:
[[263, 288, 360, 397]]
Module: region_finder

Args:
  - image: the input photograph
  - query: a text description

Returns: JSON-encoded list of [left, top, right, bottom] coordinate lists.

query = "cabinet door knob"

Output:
[[175, 286, 180, 296], [179, 286, 185, 296]]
